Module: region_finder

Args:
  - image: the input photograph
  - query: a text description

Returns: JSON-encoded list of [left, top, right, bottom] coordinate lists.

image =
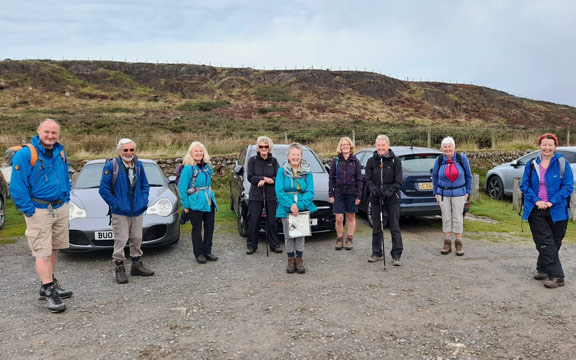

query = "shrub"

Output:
[[176, 100, 230, 112]]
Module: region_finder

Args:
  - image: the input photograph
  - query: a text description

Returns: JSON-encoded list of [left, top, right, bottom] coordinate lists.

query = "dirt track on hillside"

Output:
[[1, 217, 575, 359]]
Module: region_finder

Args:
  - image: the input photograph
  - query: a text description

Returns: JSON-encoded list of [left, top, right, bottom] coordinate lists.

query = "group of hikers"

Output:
[[9, 118, 572, 313]]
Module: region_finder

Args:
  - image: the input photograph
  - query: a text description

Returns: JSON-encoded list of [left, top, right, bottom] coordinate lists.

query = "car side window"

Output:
[[558, 151, 576, 163]]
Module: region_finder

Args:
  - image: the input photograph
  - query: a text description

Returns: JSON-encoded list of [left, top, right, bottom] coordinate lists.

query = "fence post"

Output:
[[427, 129, 431, 148], [512, 177, 522, 211], [471, 174, 480, 201], [352, 130, 355, 145], [284, 132, 288, 143]]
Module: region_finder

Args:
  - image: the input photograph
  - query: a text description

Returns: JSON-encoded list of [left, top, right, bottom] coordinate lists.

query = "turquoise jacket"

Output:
[[520, 152, 574, 222], [275, 160, 317, 218], [178, 163, 218, 212]]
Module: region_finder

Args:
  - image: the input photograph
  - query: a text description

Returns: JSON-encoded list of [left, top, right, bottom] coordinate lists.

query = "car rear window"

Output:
[[399, 154, 438, 173]]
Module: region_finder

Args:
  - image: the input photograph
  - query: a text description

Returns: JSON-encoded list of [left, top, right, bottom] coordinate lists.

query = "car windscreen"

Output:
[[250, 149, 325, 173], [399, 154, 439, 173], [74, 162, 165, 189]]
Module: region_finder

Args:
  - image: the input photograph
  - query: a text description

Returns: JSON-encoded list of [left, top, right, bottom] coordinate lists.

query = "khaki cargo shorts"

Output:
[[24, 203, 69, 257]]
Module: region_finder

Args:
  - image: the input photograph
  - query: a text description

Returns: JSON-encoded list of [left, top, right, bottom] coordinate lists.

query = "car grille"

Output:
[[69, 230, 90, 245], [143, 225, 167, 242]]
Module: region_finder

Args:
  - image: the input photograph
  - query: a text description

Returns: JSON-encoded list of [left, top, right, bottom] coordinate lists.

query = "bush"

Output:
[[176, 100, 230, 112]]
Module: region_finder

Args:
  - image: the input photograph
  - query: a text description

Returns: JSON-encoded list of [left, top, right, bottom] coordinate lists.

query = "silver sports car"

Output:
[[67, 159, 180, 252]]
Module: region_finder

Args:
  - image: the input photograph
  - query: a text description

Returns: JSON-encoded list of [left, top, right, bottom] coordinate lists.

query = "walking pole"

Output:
[[263, 187, 269, 257], [380, 159, 387, 271]]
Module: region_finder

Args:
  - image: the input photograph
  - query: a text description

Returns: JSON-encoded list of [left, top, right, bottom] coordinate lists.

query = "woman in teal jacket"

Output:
[[275, 143, 317, 274], [178, 142, 219, 264], [520, 133, 573, 289]]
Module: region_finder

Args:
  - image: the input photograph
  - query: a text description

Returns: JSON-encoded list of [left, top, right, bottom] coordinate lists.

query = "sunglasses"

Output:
[[258, 145, 269, 149], [123, 148, 135, 153]]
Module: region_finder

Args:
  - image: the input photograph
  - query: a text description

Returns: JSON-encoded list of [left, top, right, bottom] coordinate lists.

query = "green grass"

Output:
[[0, 199, 26, 244]]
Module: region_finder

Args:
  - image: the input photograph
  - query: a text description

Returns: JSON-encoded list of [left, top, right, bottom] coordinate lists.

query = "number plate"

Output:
[[418, 182, 433, 190], [94, 231, 114, 240], [310, 218, 318, 226]]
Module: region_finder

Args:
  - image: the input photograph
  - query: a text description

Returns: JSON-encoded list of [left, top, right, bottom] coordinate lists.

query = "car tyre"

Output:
[[0, 196, 5, 230], [238, 213, 248, 237], [487, 176, 504, 200]]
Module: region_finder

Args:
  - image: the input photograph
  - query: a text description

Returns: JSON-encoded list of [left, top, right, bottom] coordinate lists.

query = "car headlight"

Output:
[[146, 198, 173, 217], [69, 201, 87, 221]]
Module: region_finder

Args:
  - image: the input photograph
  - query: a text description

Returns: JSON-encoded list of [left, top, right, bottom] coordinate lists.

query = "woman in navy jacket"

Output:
[[520, 133, 573, 288], [432, 136, 473, 256]]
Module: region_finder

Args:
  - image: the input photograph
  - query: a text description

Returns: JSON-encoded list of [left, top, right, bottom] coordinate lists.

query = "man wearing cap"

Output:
[[99, 138, 154, 284], [10, 118, 72, 313]]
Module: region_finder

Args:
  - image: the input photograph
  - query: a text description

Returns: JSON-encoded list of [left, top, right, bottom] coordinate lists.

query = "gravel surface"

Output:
[[1, 217, 575, 359]]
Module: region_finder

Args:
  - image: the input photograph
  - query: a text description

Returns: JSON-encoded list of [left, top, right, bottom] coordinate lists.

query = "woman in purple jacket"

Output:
[[329, 137, 363, 250]]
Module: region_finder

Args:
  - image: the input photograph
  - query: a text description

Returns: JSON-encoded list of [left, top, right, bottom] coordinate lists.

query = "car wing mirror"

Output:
[[510, 160, 519, 167], [233, 163, 244, 176], [168, 175, 177, 183], [215, 165, 227, 177]]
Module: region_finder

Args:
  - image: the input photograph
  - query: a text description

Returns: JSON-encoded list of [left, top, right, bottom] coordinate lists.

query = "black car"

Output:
[[230, 144, 334, 237], [0, 170, 8, 229], [355, 146, 469, 226]]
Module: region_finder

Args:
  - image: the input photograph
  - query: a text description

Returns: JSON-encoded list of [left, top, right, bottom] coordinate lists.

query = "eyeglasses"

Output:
[[123, 148, 135, 153], [258, 145, 269, 149]]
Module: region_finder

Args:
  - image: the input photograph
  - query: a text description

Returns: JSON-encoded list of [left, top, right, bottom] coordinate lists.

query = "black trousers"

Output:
[[371, 200, 403, 259], [190, 206, 215, 258], [247, 200, 280, 250], [528, 208, 567, 278]]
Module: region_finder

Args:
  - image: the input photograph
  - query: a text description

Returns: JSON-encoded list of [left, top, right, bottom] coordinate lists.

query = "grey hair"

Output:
[[117, 138, 136, 151], [287, 142, 303, 156], [256, 136, 273, 153], [375, 134, 390, 145], [37, 118, 60, 132], [183, 141, 211, 166], [441, 136, 456, 148]]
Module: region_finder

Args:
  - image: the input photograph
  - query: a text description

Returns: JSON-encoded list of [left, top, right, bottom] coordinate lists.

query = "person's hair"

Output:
[[183, 141, 211, 166], [116, 138, 136, 151], [287, 142, 303, 156], [537, 133, 558, 146], [336, 137, 355, 154], [441, 136, 456, 148], [37, 118, 60, 132], [256, 136, 273, 153], [375, 134, 390, 145]]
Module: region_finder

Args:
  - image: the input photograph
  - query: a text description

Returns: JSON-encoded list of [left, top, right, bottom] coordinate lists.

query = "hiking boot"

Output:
[[392, 258, 401, 266], [115, 263, 129, 284], [246, 248, 256, 255], [131, 260, 154, 276], [345, 236, 353, 250], [441, 239, 452, 255], [368, 255, 384, 262], [196, 255, 207, 264], [205, 253, 219, 261], [455, 240, 464, 256], [39, 278, 73, 300], [270, 247, 283, 253], [286, 257, 296, 274], [534, 271, 548, 280], [44, 284, 66, 313], [335, 237, 344, 250], [296, 257, 306, 274], [543, 277, 565, 289]]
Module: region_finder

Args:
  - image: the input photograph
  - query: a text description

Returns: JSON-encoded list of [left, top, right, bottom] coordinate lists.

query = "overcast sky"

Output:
[[2, 0, 575, 106]]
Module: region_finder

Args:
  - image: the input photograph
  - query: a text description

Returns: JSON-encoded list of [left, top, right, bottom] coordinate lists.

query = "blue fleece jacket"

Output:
[[9, 135, 70, 217], [520, 152, 574, 222], [99, 157, 149, 217], [275, 160, 317, 218], [432, 153, 473, 197], [178, 163, 218, 212]]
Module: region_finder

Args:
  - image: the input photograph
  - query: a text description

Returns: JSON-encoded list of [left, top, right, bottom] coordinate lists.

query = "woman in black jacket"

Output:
[[365, 135, 403, 266], [246, 136, 282, 254]]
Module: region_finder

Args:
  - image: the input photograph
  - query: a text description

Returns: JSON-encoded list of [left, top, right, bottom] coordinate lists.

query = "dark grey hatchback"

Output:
[[230, 144, 335, 237]]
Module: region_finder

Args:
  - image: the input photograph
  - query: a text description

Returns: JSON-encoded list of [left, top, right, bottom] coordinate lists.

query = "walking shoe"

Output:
[[543, 277, 565, 288], [246, 248, 256, 255], [392, 258, 401, 266], [39, 278, 73, 300], [115, 263, 129, 284], [270, 247, 283, 253], [345, 236, 353, 250], [131, 260, 155, 276], [196, 255, 207, 264], [335, 237, 344, 250], [455, 239, 464, 256], [441, 239, 452, 255], [44, 284, 66, 313], [368, 255, 384, 262], [205, 253, 219, 261], [534, 271, 548, 280], [286, 257, 296, 273], [296, 257, 306, 274]]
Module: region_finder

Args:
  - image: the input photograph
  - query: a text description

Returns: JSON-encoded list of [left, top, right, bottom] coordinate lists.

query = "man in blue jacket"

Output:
[[10, 119, 72, 313], [99, 139, 154, 284]]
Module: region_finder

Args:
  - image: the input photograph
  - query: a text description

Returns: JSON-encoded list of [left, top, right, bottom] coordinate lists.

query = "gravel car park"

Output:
[[67, 159, 180, 252]]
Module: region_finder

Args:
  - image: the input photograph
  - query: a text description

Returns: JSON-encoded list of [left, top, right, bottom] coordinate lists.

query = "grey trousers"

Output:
[[281, 217, 305, 254], [111, 214, 144, 261], [438, 195, 466, 234]]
